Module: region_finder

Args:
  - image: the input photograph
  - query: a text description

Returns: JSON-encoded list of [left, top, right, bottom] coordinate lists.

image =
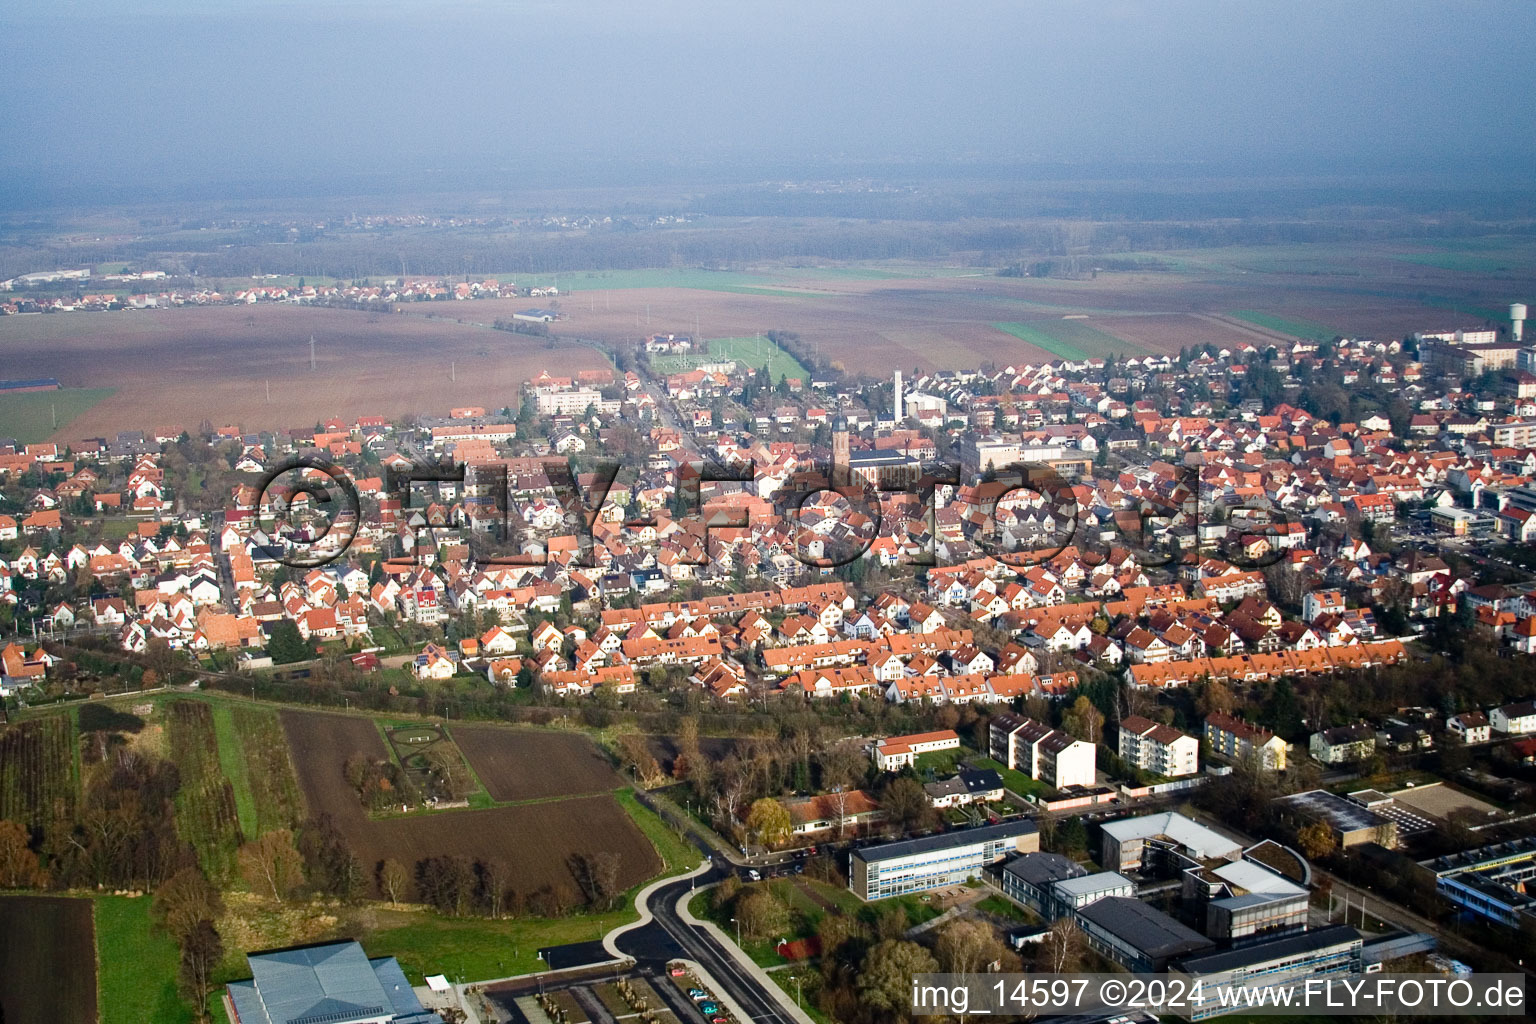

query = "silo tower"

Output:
[[1513, 303, 1528, 343]]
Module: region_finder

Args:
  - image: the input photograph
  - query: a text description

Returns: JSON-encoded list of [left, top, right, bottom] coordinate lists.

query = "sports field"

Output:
[[651, 335, 809, 380]]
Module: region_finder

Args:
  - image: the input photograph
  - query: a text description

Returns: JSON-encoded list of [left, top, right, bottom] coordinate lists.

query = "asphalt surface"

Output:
[[612, 863, 797, 1024]]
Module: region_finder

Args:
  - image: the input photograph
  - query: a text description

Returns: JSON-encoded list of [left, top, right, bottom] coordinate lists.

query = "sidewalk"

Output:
[[679, 881, 820, 1024]]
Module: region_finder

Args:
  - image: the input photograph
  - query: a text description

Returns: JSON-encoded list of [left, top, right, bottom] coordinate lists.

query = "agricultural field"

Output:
[[449, 724, 624, 802], [0, 387, 115, 443], [214, 704, 304, 836], [0, 304, 609, 440], [0, 895, 97, 1024], [280, 711, 657, 899], [0, 714, 77, 829], [990, 319, 1133, 361], [1227, 310, 1340, 343], [1091, 313, 1270, 354], [166, 700, 245, 880]]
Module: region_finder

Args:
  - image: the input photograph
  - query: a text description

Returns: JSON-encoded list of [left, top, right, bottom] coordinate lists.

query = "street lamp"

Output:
[[731, 917, 740, 947]]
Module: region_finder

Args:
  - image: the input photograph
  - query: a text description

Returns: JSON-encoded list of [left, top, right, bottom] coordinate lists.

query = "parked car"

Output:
[[700, 1002, 721, 1015], [669, 967, 687, 977], [688, 989, 708, 1000]]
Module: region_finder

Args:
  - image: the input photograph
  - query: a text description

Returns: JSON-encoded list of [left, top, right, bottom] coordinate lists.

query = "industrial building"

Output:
[[225, 941, 444, 1024], [1099, 811, 1243, 874], [848, 819, 1038, 900]]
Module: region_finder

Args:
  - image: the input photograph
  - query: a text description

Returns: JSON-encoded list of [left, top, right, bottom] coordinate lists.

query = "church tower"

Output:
[[831, 406, 850, 487]]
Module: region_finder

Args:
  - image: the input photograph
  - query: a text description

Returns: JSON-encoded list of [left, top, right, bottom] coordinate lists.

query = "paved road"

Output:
[[612, 862, 798, 1024]]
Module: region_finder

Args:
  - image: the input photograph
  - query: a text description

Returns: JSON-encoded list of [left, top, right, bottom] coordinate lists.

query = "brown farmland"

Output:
[[279, 710, 658, 898], [0, 895, 97, 1024], [449, 724, 623, 802], [0, 304, 607, 442]]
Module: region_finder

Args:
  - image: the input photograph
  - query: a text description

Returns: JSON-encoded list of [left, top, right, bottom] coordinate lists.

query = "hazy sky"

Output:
[[4, 0, 1535, 203]]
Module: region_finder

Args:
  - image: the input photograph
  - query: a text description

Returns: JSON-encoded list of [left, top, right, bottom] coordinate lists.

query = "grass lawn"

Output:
[[975, 894, 1033, 922], [1227, 310, 1338, 342], [0, 387, 115, 443], [991, 320, 1134, 361], [364, 906, 638, 983], [95, 896, 201, 1024], [972, 757, 1053, 801], [913, 747, 967, 778], [615, 788, 703, 874]]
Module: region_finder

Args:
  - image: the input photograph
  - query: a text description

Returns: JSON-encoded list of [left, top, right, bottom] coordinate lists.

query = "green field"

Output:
[[651, 335, 809, 381], [1227, 310, 1339, 342], [615, 788, 703, 874], [991, 320, 1133, 361], [95, 896, 202, 1024], [505, 265, 980, 293], [0, 387, 114, 442]]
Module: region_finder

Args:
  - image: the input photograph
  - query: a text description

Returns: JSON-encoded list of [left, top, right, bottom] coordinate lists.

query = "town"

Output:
[[3, 296, 1536, 1023]]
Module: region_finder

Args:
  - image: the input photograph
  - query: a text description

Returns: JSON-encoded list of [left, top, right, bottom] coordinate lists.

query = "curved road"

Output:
[[611, 860, 800, 1024]]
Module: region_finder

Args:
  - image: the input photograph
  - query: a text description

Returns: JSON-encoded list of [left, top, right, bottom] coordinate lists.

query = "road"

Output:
[[609, 860, 802, 1024]]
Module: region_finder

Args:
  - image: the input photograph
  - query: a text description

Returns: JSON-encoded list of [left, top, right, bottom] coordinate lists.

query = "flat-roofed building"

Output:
[[1184, 858, 1310, 944], [1274, 789, 1397, 849], [1100, 811, 1243, 874], [1076, 896, 1215, 972], [1173, 925, 1364, 1021], [849, 820, 1039, 901]]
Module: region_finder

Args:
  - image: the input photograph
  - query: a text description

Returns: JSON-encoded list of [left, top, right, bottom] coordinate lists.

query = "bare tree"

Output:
[[237, 830, 304, 903], [479, 858, 513, 918], [379, 858, 411, 907], [1035, 918, 1086, 974]]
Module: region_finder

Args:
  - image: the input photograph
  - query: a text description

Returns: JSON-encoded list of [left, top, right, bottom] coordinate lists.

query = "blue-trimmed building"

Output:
[[225, 941, 444, 1024], [849, 820, 1039, 900]]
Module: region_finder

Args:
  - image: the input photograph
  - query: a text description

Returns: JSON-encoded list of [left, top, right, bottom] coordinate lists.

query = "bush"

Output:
[[78, 702, 145, 734]]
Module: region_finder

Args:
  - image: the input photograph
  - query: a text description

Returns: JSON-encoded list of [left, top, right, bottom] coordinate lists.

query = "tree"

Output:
[[745, 798, 792, 848], [1035, 918, 1086, 973], [858, 940, 939, 1021], [737, 887, 791, 942], [1062, 695, 1104, 744], [880, 776, 933, 834], [566, 851, 622, 909], [416, 855, 476, 916], [479, 859, 513, 918], [238, 830, 304, 903], [379, 858, 411, 907], [268, 620, 310, 664], [0, 820, 45, 888], [152, 867, 224, 942], [934, 918, 1009, 976], [424, 746, 473, 802], [1296, 821, 1336, 861], [180, 918, 223, 1018]]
